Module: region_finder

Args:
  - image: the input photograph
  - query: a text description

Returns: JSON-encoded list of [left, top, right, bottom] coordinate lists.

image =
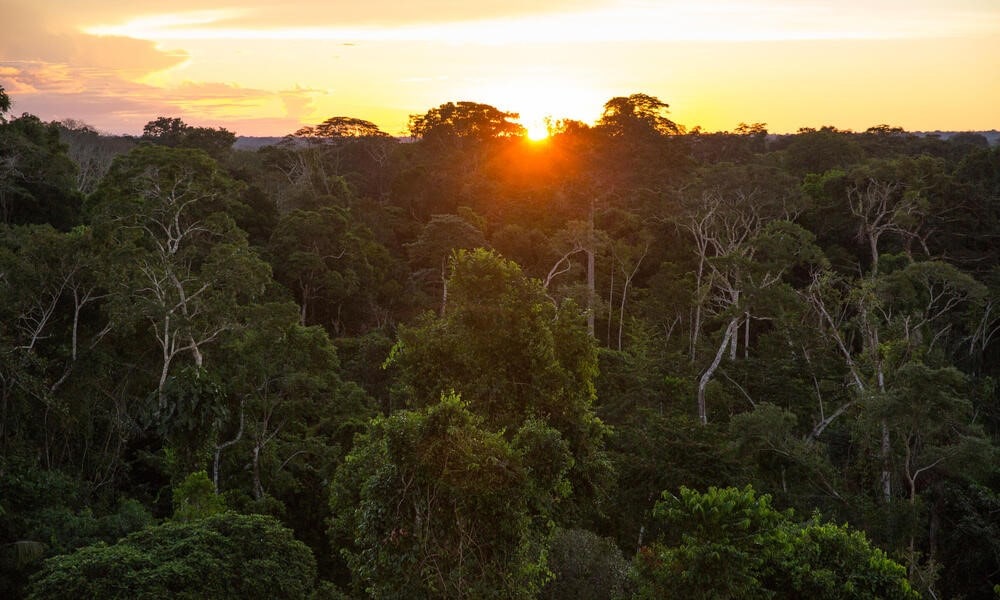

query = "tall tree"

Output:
[[392, 249, 611, 523], [408, 101, 525, 145], [87, 145, 270, 407], [330, 394, 567, 599]]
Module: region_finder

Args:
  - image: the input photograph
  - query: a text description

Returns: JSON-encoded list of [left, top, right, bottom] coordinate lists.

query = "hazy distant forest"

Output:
[[2, 82, 999, 599]]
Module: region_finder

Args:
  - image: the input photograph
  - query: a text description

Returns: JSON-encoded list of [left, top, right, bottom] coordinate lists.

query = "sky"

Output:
[[1, 0, 998, 137]]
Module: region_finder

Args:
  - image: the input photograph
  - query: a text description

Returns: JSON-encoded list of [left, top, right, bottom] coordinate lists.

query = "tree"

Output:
[[541, 528, 632, 600], [26, 513, 317, 599], [214, 301, 372, 503], [87, 145, 270, 407], [141, 117, 236, 160], [597, 93, 682, 137], [330, 394, 564, 599], [294, 117, 389, 140], [0, 86, 11, 122], [405, 213, 487, 314], [0, 458, 153, 597], [0, 114, 81, 229], [56, 120, 136, 195], [599, 94, 678, 136], [141, 117, 189, 147], [805, 260, 987, 503], [171, 470, 225, 522], [392, 249, 611, 524], [635, 486, 917, 599], [268, 207, 391, 330], [669, 163, 815, 423], [408, 101, 524, 146], [0, 224, 108, 466], [394, 248, 588, 427], [290, 117, 398, 201]]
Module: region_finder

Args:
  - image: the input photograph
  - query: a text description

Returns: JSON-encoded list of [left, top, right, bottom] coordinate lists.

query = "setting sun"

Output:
[[524, 120, 550, 141], [2, 1, 998, 135]]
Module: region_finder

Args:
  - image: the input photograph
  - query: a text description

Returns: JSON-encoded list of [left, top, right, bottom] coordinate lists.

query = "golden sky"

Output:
[[2, 0, 998, 136]]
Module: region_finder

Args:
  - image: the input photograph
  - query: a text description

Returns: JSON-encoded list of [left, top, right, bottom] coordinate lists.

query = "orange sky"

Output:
[[2, 0, 998, 136]]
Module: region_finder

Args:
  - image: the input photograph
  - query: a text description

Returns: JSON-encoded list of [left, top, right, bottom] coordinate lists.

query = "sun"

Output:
[[520, 114, 552, 142], [525, 121, 550, 142]]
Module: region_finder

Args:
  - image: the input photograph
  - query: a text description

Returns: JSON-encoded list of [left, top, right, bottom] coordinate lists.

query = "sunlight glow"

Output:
[[82, 3, 1000, 45], [525, 121, 550, 142], [12, 1, 992, 137]]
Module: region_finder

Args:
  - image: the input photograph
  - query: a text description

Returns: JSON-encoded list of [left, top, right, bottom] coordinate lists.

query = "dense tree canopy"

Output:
[[26, 513, 316, 599], [2, 86, 999, 598]]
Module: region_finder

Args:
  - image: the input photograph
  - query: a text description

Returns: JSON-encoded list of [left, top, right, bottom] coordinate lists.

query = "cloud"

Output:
[[0, 2, 188, 77], [40, 0, 603, 28], [1, 60, 320, 135], [76, 0, 1000, 43]]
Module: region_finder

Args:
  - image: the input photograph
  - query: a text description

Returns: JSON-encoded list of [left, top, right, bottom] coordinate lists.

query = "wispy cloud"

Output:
[[0, 61, 318, 134], [82, 1, 1000, 44]]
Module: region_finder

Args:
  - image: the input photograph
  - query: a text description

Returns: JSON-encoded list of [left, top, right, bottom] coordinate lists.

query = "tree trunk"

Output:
[[252, 443, 263, 500], [881, 420, 892, 503], [744, 311, 750, 359], [697, 318, 739, 425], [213, 401, 245, 493]]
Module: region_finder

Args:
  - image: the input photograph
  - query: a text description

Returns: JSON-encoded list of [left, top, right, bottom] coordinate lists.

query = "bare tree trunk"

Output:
[[158, 353, 172, 408], [881, 420, 892, 503], [744, 311, 750, 359], [729, 317, 739, 360], [877, 362, 892, 504], [691, 303, 702, 362], [697, 318, 739, 425], [213, 400, 245, 493], [252, 443, 263, 500]]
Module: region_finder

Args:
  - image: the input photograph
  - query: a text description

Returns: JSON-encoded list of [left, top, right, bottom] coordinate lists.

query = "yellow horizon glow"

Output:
[[83, 3, 1000, 44], [3, 2, 998, 136]]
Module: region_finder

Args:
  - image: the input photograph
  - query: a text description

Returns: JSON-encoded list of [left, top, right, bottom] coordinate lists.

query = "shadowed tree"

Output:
[[392, 249, 612, 524], [597, 93, 683, 137], [636, 486, 918, 599], [408, 101, 525, 154], [87, 145, 270, 407], [330, 394, 568, 600]]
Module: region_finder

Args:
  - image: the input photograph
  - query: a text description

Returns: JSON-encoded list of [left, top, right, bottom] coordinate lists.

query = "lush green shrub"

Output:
[[635, 486, 918, 599], [27, 512, 316, 599]]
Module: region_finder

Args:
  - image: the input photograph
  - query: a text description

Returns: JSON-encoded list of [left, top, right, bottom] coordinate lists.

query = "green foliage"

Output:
[[408, 101, 525, 144], [26, 512, 316, 599], [0, 459, 153, 597], [268, 206, 392, 331], [141, 116, 236, 159], [542, 528, 632, 600], [393, 248, 611, 524], [330, 394, 557, 599], [2, 95, 1000, 599], [0, 114, 81, 228], [0, 85, 10, 118], [172, 471, 225, 522], [635, 486, 917, 599]]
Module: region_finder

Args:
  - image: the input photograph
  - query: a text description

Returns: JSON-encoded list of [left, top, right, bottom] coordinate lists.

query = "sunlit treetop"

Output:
[[293, 116, 390, 139], [408, 101, 526, 143], [597, 93, 683, 136]]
